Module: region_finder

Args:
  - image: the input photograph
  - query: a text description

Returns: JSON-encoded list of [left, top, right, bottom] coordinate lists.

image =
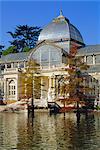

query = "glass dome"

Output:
[[38, 12, 84, 44]]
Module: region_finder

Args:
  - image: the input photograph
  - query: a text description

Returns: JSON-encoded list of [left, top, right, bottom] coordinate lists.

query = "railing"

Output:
[[3, 68, 19, 73]]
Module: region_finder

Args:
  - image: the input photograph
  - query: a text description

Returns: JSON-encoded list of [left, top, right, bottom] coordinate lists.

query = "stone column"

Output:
[[18, 62, 20, 68], [6, 79, 10, 101], [3, 79, 7, 101], [84, 56, 87, 63], [4, 79, 9, 101], [11, 63, 14, 68], [52, 76, 56, 99], [5, 64, 7, 69], [16, 77, 18, 101], [48, 76, 52, 101], [41, 77, 43, 99], [93, 54, 95, 65]]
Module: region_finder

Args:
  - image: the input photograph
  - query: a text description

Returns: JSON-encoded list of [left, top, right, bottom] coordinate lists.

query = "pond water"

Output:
[[0, 112, 100, 150]]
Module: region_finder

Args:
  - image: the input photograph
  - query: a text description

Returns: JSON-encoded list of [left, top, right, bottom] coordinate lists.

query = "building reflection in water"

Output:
[[0, 112, 100, 150], [0, 113, 18, 149]]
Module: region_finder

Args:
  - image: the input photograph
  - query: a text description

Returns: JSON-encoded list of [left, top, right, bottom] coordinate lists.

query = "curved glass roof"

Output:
[[29, 44, 63, 67], [38, 13, 84, 44], [70, 24, 83, 43]]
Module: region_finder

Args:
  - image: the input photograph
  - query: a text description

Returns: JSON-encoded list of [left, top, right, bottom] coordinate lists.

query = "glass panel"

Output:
[[87, 56, 93, 64], [31, 44, 62, 67], [33, 50, 40, 62], [19, 62, 24, 68], [95, 55, 100, 64], [57, 41, 69, 53], [9, 80, 16, 96], [13, 63, 18, 68], [41, 49, 49, 62], [70, 24, 83, 43]]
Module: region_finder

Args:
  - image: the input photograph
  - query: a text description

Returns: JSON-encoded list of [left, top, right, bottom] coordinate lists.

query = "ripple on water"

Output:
[[0, 112, 100, 150]]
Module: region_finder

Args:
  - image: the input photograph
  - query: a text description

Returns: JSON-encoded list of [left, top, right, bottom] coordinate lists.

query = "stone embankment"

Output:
[[0, 100, 28, 112]]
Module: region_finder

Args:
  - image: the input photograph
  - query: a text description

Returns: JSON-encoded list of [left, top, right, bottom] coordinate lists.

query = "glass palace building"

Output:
[[0, 12, 100, 107]]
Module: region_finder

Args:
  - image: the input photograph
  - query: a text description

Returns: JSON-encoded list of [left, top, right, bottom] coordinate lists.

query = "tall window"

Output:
[[9, 80, 16, 96], [87, 55, 93, 64]]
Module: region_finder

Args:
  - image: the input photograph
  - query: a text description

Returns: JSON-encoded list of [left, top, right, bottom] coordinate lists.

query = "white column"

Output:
[[41, 77, 43, 99], [93, 55, 95, 65], [6, 79, 9, 100], [18, 62, 20, 68], [48, 77, 52, 101], [3, 79, 7, 101], [11, 63, 14, 68], [84, 56, 87, 63], [16, 77, 18, 101], [5, 64, 7, 69], [4, 79, 9, 101], [52, 76, 56, 99]]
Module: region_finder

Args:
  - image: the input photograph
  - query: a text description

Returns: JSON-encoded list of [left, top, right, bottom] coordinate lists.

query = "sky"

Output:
[[0, 0, 100, 48]]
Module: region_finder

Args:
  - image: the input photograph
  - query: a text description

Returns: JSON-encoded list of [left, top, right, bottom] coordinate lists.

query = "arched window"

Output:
[[9, 80, 16, 96]]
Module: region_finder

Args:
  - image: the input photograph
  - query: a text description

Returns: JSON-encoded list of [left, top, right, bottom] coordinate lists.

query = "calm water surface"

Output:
[[0, 112, 100, 150]]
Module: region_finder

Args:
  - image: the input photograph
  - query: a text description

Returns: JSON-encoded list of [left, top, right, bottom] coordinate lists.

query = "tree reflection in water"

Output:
[[0, 112, 100, 150]]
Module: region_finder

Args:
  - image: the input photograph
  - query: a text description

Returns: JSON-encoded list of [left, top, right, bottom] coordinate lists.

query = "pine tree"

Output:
[[8, 25, 42, 52]]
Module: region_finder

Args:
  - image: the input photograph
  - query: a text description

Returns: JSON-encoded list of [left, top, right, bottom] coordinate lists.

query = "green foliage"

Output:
[[0, 45, 5, 55], [2, 46, 18, 55], [23, 46, 30, 52], [0, 45, 5, 50], [19, 60, 41, 100], [8, 25, 42, 52], [95, 105, 100, 110], [59, 55, 92, 109]]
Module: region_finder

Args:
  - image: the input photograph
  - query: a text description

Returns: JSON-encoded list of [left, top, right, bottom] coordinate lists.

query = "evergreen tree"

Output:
[[0, 45, 5, 55], [8, 25, 42, 52], [2, 46, 18, 55], [0, 45, 5, 50]]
